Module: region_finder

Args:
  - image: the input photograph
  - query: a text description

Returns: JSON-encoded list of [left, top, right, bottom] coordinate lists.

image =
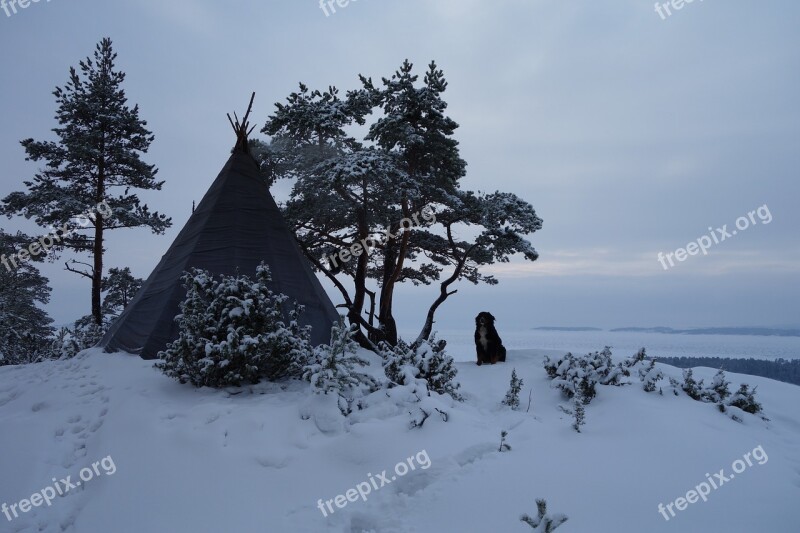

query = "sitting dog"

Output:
[[474, 312, 507, 365]]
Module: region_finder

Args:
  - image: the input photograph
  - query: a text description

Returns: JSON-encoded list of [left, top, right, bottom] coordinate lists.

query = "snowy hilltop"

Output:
[[1, 346, 798, 532]]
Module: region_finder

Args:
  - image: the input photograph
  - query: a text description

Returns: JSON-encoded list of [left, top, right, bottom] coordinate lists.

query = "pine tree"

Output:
[[520, 499, 568, 532], [705, 369, 731, 403], [156, 263, 312, 387], [101, 267, 143, 318], [48, 327, 79, 360], [70, 314, 108, 353], [639, 358, 664, 392], [728, 383, 762, 414], [304, 320, 378, 415], [668, 376, 681, 396], [1, 38, 170, 326], [420, 334, 462, 401], [262, 61, 542, 347], [502, 368, 524, 410], [378, 334, 462, 400], [0, 230, 54, 365], [682, 369, 703, 400]]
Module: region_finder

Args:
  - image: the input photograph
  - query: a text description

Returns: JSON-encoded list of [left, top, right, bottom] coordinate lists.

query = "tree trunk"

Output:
[[348, 205, 371, 347], [92, 153, 105, 326], [91, 219, 103, 326], [416, 242, 475, 345], [416, 281, 457, 345], [374, 198, 413, 346], [374, 236, 398, 346]]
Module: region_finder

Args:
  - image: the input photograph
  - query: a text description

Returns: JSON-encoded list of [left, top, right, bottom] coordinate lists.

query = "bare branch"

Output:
[[64, 260, 93, 279]]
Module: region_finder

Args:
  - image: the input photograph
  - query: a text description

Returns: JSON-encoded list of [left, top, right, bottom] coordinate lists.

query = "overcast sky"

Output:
[[1, 0, 798, 332]]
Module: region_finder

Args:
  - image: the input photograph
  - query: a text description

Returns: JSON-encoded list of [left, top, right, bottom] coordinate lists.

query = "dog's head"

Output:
[[475, 312, 496, 327]]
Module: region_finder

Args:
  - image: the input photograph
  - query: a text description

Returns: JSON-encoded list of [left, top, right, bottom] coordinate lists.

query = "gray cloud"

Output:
[[0, 0, 797, 329]]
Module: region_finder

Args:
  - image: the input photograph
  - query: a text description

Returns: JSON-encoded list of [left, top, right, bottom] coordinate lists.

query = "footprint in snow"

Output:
[[0, 390, 21, 407], [453, 442, 498, 467]]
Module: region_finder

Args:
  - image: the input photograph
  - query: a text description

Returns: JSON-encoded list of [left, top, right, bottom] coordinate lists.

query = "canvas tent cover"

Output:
[[100, 150, 340, 359]]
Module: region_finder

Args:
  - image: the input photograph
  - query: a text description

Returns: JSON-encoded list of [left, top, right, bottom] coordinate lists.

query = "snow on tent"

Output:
[[100, 95, 340, 359]]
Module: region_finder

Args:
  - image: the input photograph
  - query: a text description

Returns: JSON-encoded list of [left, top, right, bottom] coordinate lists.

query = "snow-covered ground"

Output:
[[1, 347, 798, 532]]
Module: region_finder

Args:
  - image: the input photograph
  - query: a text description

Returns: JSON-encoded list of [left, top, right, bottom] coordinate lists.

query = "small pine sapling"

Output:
[[379, 334, 462, 400], [499, 430, 512, 452], [668, 376, 681, 396], [623, 347, 647, 369], [521, 499, 568, 532], [727, 383, 762, 414], [682, 368, 704, 400], [303, 320, 378, 415], [639, 358, 664, 392], [704, 368, 731, 403], [502, 368, 524, 410]]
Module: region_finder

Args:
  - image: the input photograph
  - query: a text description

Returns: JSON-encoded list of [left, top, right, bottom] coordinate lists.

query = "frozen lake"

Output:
[[399, 328, 800, 363]]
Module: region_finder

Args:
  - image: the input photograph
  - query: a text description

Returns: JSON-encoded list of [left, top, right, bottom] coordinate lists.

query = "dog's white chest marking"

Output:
[[478, 326, 489, 350]]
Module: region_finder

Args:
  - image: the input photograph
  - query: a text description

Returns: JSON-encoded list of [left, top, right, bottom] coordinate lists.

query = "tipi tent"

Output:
[[100, 97, 340, 359]]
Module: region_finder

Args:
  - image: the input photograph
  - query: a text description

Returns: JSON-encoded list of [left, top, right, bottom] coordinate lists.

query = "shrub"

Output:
[[681, 369, 703, 400], [543, 347, 628, 404], [703, 369, 731, 403], [521, 499, 568, 532], [502, 368, 524, 410], [156, 263, 311, 387], [379, 333, 462, 401], [639, 358, 664, 393], [303, 320, 378, 415], [728, 383, 762, 414]]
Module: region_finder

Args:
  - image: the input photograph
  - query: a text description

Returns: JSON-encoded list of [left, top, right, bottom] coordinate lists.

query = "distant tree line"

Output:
[[656, 357, 800, 387]]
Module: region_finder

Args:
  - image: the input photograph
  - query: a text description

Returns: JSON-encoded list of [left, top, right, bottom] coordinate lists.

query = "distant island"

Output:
[[532, 327, 603, 332], [656, 357, 800, 387], [611, 327, 800, 337]]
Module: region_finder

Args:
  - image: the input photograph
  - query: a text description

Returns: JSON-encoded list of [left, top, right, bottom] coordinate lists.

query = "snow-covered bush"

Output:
[[681, 369, 704, 400], [72, 315, 108, 352], [47, 327, 81, 360], [639, 358, 664, 393], [378, 333, 462, 401], [521, 499, 568, 532], [543, 347, 629, 404], [728, 383, 762, 414], [502, 368, 524, 410], [303, 320, 379, 415], [156, 263, 312, 388], [668, 376, 681, 396], [703, 369, 731, 403], [623, 347, 647, 369], [675, 367, 762, 416]]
